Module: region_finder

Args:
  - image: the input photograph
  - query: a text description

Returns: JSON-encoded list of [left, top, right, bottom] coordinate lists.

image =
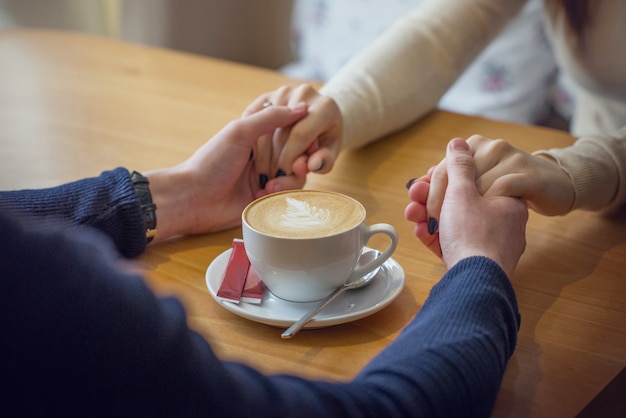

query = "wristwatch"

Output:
[[131, 170, 157, 243]]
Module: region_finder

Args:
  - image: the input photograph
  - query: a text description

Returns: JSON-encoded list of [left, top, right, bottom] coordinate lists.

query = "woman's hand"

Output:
[[425, 135, 575, 232], [243, 84, 343, 193]]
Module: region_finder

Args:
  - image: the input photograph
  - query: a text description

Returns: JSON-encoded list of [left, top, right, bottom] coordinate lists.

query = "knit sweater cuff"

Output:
[[0, 168, 146, 258], [534, 137, 621, 212]]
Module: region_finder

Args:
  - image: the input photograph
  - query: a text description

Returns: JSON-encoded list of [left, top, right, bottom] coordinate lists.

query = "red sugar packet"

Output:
[[241, 264, 263, 304], [217, 239, 249, 304]]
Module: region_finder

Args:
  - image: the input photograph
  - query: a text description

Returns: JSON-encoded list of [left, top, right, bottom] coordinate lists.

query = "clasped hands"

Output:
[[242, 86, 574, 270], [405, 135, 575, 263], [151, 82, 574, 272]]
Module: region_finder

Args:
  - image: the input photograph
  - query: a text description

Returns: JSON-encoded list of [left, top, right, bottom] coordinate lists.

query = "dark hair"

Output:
[[547, 0, 594, 35]]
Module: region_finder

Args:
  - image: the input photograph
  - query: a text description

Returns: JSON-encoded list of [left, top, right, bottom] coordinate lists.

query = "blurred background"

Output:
[[0, 0, 572, 129], [0, 0, 295, 69]]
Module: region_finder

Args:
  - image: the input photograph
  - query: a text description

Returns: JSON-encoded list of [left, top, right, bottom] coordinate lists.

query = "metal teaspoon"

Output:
[[281, 250, 381, 339]]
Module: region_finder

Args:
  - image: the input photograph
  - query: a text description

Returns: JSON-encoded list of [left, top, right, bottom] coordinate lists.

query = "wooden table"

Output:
[[1, 30, 624, 417]]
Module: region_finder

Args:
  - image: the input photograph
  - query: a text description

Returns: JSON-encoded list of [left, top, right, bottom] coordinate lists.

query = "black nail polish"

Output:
[[259, 174, 269, 188], [428, 217, 439, 235], [405, 178, 418, 189], [275, 169, 286, 177]]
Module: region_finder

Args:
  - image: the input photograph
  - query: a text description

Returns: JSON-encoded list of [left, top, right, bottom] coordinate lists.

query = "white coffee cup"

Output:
[[241, 189, 398, 302]]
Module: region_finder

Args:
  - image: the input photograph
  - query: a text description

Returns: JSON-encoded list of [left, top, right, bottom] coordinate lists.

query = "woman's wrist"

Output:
[[533, 153, 576, 215]]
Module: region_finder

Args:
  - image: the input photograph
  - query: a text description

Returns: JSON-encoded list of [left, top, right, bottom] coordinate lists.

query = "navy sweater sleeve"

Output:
[[0, 167, 145, 257], [1, 209, 520, 418]]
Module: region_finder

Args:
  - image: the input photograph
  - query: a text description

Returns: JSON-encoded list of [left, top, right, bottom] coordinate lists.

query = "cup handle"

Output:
[[349, 223, 398, 281]]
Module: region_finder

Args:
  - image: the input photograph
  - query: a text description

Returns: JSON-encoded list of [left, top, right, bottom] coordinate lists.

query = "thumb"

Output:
[[445, 138, 478, 196], [238, 103, 308, 147]]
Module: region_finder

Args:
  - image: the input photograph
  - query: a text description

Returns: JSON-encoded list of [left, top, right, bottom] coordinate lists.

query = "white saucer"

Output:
[[205, 247, 405, 329]]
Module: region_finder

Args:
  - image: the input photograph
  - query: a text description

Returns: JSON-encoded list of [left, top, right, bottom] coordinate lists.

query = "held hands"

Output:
[[426, 135, 576, 222], [243, 84, 343, 193], [405, 138, 528, 277], [145, 104, 308, 242]]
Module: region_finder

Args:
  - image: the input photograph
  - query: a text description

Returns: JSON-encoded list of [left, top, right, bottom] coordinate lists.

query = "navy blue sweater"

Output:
[[0, 168, 520, 417]]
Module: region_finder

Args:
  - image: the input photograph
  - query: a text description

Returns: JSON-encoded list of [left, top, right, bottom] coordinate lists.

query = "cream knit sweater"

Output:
[[320, 0, 626, 213]]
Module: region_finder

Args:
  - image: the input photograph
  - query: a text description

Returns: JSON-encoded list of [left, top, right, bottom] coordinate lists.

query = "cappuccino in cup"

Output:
[[244, 190, 365, 239], [242, 190, 398, 302]]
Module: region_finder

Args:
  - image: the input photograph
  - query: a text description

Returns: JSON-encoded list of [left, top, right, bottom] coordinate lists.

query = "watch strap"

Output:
[[131, 170, 157, 243]]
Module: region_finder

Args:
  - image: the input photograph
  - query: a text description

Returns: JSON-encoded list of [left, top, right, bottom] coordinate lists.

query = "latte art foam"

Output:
[[281, 197, 331, 229], [244, 190, 365, 238]]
